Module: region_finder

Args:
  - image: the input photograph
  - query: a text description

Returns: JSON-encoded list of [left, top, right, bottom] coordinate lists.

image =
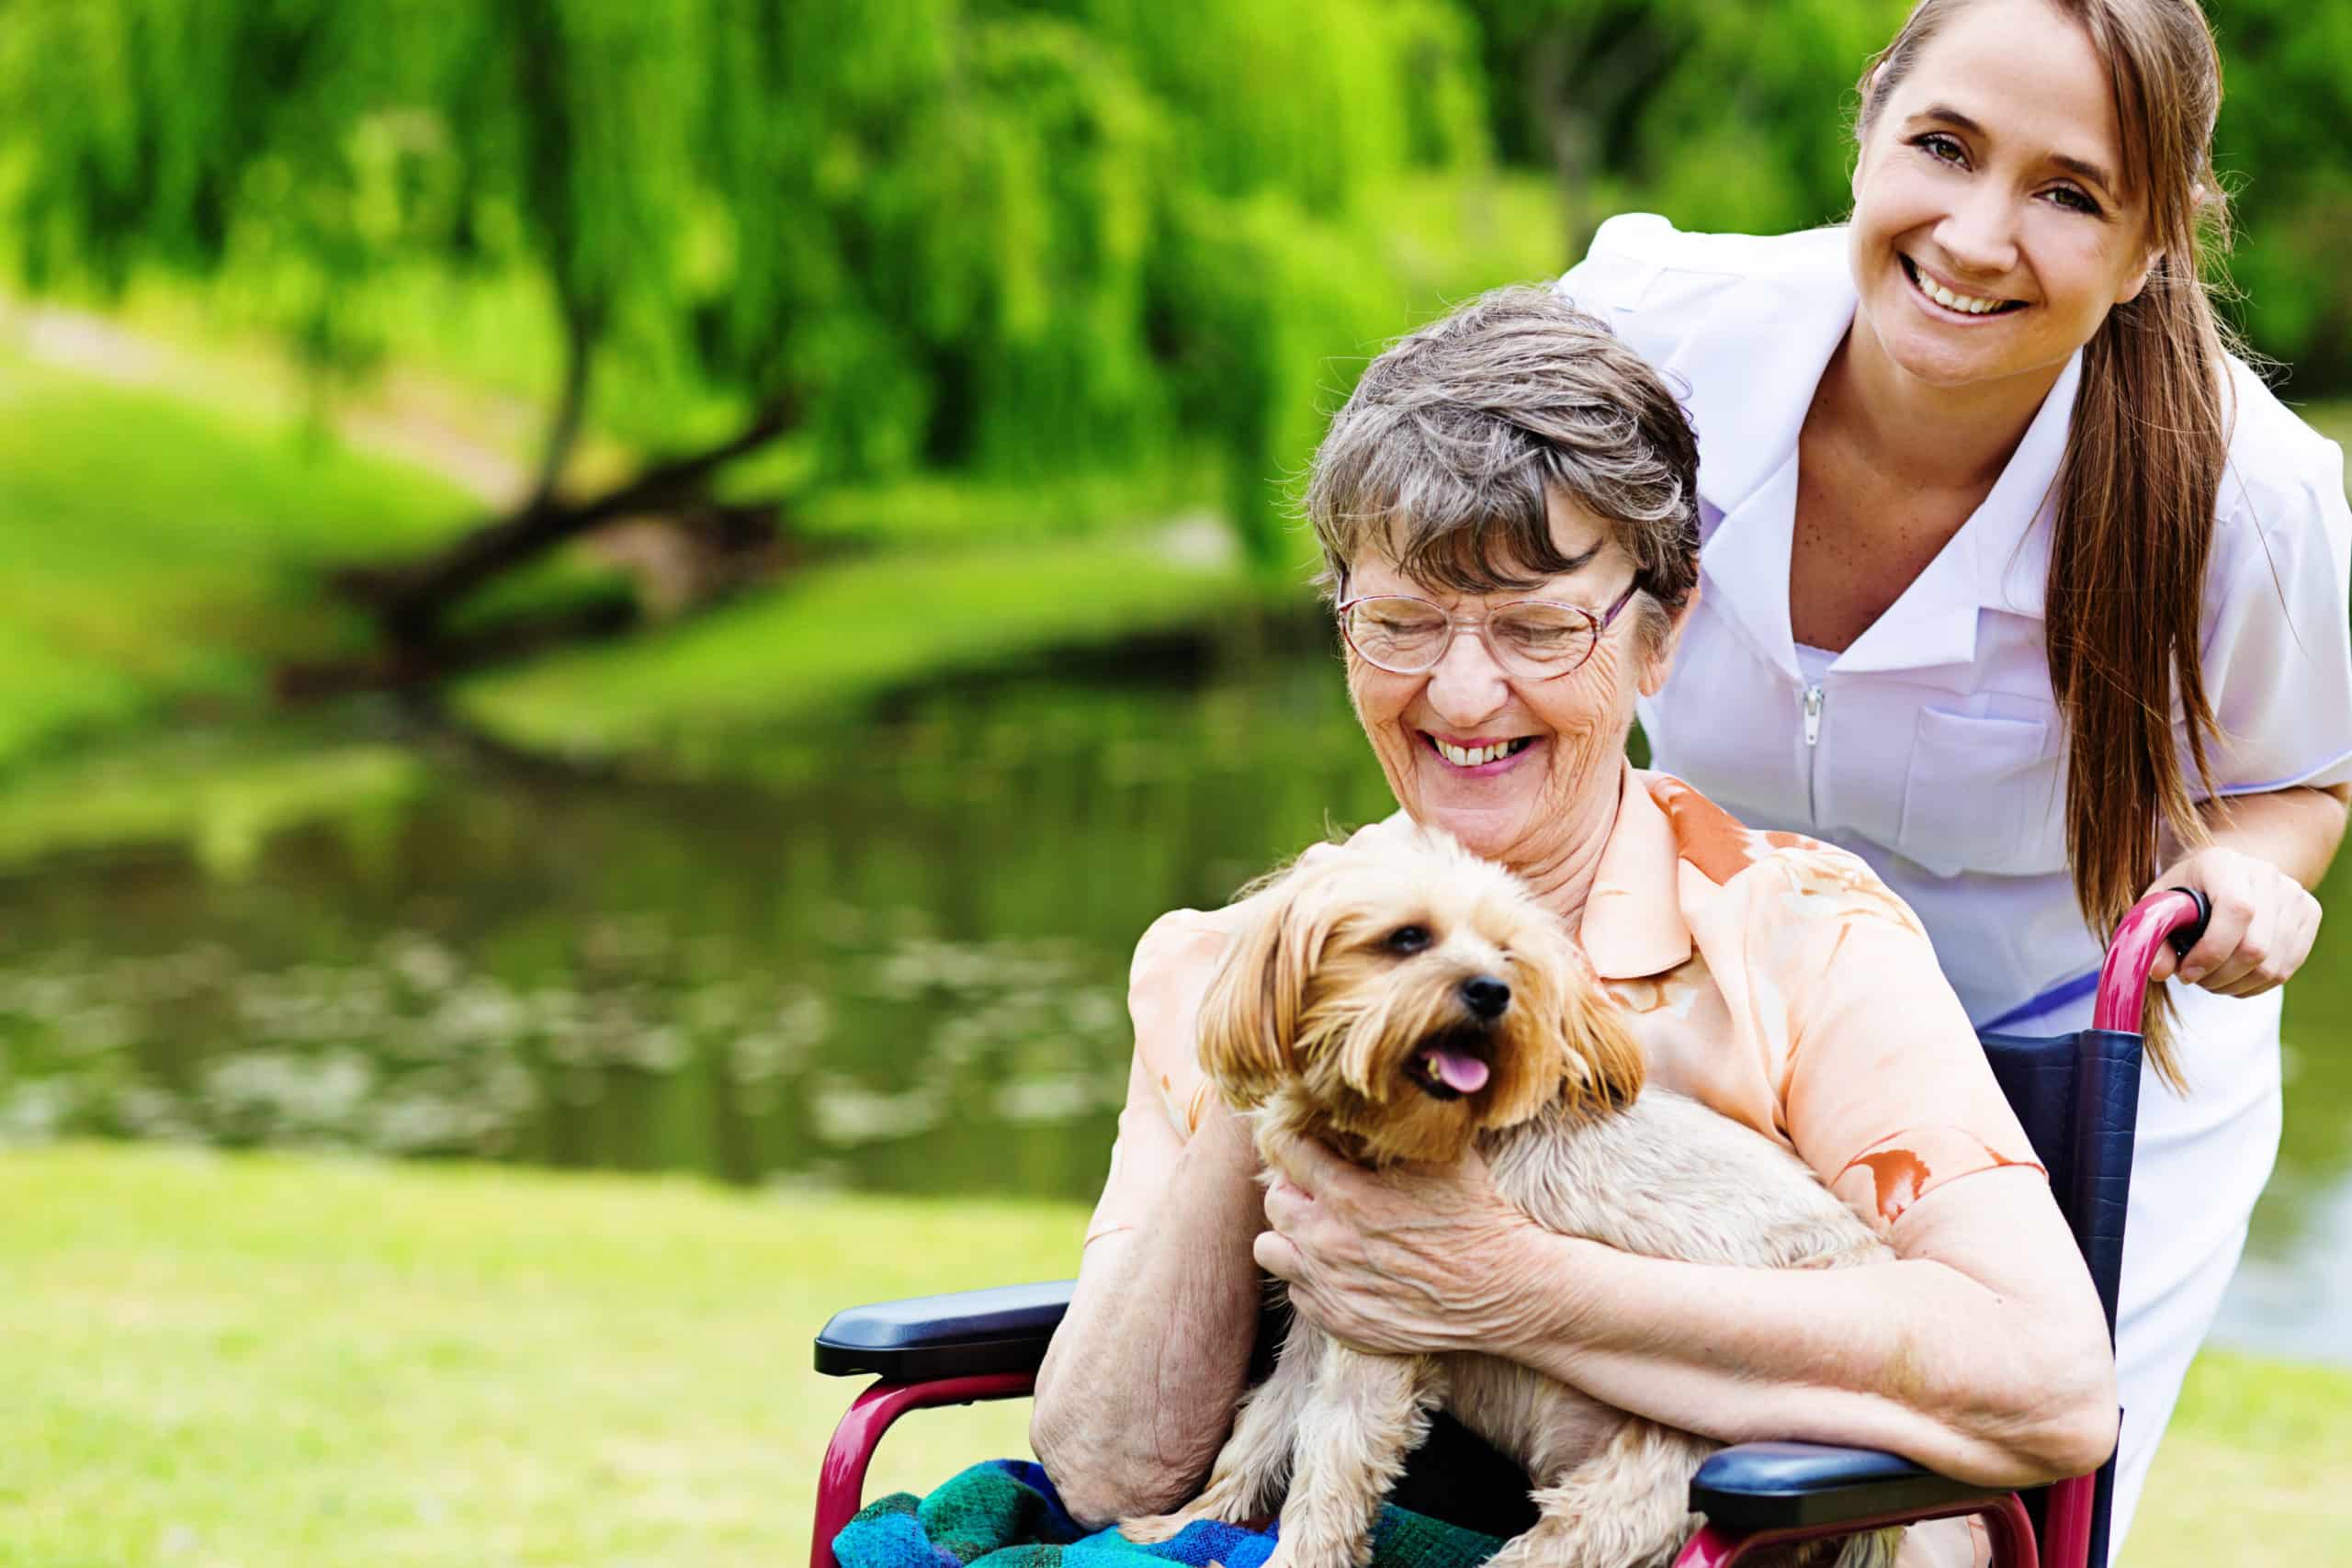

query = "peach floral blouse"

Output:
[[1085, 765, 2045, 1247]]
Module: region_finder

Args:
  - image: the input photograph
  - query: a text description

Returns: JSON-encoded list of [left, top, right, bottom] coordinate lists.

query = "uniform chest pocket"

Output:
[[1896, 707, 2069, 877]]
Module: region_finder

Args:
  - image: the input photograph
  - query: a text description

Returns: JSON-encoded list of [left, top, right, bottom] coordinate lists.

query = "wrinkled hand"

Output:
[[1251, 1127, 1551, 1358], [2144, 845, 2323, 997]]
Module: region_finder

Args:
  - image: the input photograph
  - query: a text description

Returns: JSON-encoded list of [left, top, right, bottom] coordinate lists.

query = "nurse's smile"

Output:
[[1899, 254, 2027, 321]]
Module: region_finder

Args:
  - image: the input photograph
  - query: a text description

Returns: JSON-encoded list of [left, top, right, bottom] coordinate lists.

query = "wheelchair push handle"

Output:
[[2163, 886, 2215, 957], [2092, 886, 2213, 1034]]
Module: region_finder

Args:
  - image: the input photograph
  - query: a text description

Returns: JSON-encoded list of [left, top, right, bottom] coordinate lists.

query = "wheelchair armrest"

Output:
[[1690, 1442, 2008, 1532], [814, 1279, 1075, 1382]]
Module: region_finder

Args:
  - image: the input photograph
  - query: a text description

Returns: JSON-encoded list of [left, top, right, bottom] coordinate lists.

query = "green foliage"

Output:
[[0, 0, 1554, 567], [8, 0, 2352, 595], [1466, 0, 1910, 243], [2206, 0, 2352, 382], [0, 11, 2345, 553]]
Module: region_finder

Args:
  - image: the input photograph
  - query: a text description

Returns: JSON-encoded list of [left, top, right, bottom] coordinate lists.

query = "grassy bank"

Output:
[[0, 335, 1269, 801], [447, 527, 1262, 764], [0, 344, 481, 772], [3, 1145, 2344, 1568]]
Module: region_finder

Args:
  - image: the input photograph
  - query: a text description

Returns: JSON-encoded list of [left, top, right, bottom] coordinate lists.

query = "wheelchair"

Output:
[[811, 887, 2211, 1568]]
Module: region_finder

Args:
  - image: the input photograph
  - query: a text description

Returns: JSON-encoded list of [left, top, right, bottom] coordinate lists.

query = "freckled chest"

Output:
[[1789, 416, 1992, 654]]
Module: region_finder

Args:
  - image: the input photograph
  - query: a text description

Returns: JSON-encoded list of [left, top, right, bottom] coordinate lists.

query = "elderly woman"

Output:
[[1028, 288, 2117, 1567]]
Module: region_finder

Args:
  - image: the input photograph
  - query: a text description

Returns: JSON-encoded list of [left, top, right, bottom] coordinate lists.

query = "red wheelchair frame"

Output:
[[812, 888, 2210, 1568]]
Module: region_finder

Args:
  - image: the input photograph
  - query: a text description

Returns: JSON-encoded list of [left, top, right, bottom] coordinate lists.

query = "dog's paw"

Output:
[[1118, 1510, 1194, 1545]]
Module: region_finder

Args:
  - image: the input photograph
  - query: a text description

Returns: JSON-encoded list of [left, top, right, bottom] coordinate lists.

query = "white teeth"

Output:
[[1435, 739, 1524, 766], [1912, 264, 2008, 315]]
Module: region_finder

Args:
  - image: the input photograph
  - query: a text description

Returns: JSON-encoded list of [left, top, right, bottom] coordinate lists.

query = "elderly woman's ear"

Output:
[[1637, 577, 1700, 700]]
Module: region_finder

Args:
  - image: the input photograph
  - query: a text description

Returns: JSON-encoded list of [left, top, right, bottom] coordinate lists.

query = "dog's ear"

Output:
[[1196, 865, 1338, 1107], [1561, 978, 1645, 1113], [1495, 917, 1645, 1122]]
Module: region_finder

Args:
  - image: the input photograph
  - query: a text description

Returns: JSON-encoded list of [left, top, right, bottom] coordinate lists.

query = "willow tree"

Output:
[[2207, 0, 2352, 391], [1464, 0, 1914, 258], [0, 0, 1506, 668]]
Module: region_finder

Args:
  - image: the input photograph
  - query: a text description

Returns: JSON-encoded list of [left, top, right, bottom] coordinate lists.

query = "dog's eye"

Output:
[[1383, 924, 1431, 954]]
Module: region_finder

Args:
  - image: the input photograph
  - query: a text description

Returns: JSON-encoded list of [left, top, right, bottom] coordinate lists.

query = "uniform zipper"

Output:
[[1802, 682, 1825, 828]]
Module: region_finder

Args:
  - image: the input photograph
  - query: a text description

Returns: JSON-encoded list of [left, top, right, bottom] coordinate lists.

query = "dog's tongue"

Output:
[[1425, 1049, 1490, 1094]]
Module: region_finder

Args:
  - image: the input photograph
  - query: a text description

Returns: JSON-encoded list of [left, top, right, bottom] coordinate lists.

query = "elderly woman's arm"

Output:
[[1030, 914, 1266, 1528]]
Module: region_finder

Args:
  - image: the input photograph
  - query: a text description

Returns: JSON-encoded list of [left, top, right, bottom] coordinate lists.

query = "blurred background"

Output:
[[0, 1, 2346, 1563]]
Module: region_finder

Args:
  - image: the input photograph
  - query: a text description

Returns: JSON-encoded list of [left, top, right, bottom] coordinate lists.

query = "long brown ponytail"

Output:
[[1860, 0, 2238, 1088]]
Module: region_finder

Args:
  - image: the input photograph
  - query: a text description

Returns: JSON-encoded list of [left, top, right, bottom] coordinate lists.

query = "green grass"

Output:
[[1, 1145, 1077, 1568], [0, 345, 480, 772], [3, 1145, 2344, 1568], [449, 532, 1268, 764], [2131, 1348, 2352, 1566]]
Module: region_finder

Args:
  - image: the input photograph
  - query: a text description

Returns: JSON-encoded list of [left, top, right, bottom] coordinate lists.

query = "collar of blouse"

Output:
[[1578, 762, 1691, 979]]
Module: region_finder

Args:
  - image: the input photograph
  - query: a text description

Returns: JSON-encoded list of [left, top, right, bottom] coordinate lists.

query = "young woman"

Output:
[[1556, 0, 2352, 1557]]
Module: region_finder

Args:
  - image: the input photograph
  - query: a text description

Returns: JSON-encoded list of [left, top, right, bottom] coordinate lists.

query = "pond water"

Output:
[[2, 645, 2346, 1363]]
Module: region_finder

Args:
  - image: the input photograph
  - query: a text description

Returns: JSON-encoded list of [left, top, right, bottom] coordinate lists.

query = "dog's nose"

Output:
[[1460, 976, 1510, 1020]]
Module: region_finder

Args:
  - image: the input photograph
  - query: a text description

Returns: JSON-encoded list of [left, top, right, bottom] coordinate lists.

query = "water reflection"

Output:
[[0, 646, 2345, 1360], [0, 651, 1394, 1201]]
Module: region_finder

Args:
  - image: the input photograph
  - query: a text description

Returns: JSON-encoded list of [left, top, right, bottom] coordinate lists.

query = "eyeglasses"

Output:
[[1336, 579, 1641, 680]]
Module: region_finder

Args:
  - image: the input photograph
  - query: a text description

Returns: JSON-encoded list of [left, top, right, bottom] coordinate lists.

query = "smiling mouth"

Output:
[[1424, 734, 1537, 768], [1901, 254, 2028, 318]]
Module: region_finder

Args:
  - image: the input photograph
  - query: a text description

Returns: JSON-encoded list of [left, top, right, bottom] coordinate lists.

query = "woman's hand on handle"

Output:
[[2143, 844, 2318, 995], [2146, 784, 2347, 996], [2145, 847, 2327, 999]]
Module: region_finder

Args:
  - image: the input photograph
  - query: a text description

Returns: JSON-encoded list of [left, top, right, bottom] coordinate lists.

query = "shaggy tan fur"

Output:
[[1121, 829, 1901, 1568]]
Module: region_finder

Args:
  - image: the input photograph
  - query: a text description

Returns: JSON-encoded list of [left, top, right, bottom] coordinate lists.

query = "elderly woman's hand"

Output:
[[1252, 1127, 1557, 1357]]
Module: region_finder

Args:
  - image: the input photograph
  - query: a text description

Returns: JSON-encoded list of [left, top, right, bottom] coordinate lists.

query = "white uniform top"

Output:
[[1557, 214, 2352, 1564]]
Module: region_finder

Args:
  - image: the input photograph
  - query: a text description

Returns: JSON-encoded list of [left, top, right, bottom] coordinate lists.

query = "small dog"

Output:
[[1121, 828, 1900, 1568]]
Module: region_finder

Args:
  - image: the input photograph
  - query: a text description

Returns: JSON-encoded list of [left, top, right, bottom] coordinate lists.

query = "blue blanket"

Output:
[[834, 1461, 1505, 1568]]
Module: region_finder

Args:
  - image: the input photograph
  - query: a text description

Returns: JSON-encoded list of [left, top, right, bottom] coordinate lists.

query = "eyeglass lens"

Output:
[[1345, 598, 1596, 674]]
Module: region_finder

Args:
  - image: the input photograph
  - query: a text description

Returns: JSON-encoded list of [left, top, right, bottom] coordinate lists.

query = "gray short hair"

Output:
[[1303, 287, 1701, 640]]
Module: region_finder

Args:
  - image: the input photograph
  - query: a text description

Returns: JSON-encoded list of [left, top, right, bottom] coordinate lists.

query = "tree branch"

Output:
[[337, 390, 803, 638], [273, 595, 639, 702], [529, 293, 602, 506]]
